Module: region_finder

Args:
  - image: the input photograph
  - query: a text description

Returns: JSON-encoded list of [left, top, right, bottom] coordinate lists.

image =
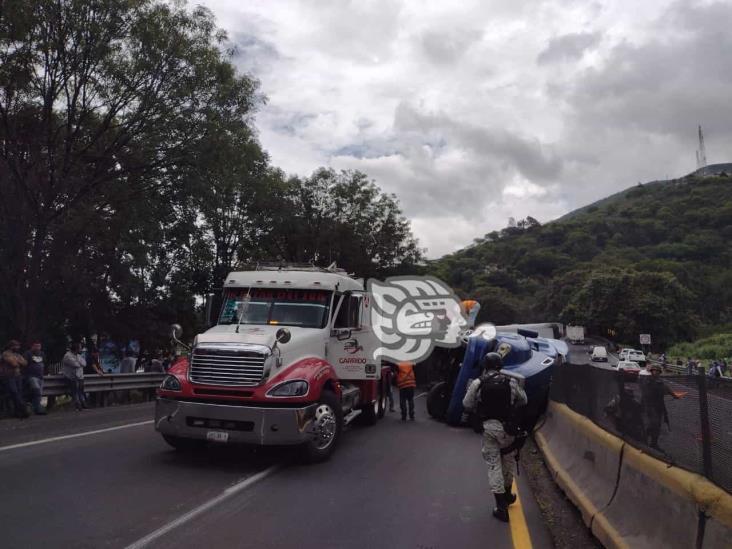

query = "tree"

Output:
[[560, 269, 696, 346], [0, 0, 260, 343], [258, 168, 423, 278]]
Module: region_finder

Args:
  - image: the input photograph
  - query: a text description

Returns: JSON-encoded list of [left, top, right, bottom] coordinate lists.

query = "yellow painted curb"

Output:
[[535, 405, 627, 549], [538, 402, 732, 546], [535, 430, 602, 525], [509, 479, 533, 549], [623, 444, 732, 529], [548, 401, 624, 455]]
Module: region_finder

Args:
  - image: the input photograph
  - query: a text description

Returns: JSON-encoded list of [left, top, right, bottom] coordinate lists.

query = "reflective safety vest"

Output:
[[396, 362, 416, 389]]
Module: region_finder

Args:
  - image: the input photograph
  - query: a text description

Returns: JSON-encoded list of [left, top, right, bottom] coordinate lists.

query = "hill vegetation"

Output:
[[430, 175, 732, 347]]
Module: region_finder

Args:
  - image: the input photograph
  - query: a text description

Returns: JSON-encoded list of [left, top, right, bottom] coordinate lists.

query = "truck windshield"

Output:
[[218, 288, 331, 329]]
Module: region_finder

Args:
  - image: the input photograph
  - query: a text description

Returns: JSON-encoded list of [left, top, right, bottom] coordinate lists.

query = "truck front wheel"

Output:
[[301, 390, 343, 463], [162, 434, 206, 451]]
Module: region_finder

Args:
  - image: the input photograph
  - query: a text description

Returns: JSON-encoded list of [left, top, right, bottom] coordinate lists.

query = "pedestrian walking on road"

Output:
[[641, 364, 679, 449], [463, 352, 528, 523], [23, 341, 47, 415], [1, 340, 30, 418], [395, 361, 416, 421], [63, 342, 88, 411]]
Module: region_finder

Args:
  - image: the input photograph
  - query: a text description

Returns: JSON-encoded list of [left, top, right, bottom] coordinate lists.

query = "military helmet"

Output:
[[481, 351, 503, 371]]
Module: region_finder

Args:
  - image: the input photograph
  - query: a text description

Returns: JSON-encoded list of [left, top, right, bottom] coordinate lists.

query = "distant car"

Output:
[[619, 348, 646, 364], [591, 346, 608, 362], [618, 348, 633, 360], [617, 360, 641, 378]]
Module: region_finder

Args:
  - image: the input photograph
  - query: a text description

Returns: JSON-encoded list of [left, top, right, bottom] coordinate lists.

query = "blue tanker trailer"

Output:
[[427, 328, 567, 429]]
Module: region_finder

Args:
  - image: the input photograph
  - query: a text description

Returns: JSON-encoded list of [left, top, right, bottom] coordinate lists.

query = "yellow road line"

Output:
[[509, 479, 533, 549]]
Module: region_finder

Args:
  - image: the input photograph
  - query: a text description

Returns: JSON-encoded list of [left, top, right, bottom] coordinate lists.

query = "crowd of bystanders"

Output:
[[1, 337, 174, 419]]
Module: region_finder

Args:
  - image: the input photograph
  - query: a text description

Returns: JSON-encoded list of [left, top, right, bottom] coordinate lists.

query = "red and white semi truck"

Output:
[[155, 265, 390, 462]]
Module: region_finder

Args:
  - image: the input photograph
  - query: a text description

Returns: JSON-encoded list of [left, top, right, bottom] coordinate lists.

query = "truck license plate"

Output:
[[206, 431, 229, 443]]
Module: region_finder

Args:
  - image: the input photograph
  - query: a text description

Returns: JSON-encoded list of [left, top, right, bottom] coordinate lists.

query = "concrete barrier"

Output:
[[594, 444, 700, 548], [536, 401, 732, 549], [697, 477, 732, 549], [535, 402, 623, 527]]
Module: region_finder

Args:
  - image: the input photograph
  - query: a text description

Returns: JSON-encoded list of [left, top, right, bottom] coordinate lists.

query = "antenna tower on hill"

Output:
[[696, 125, 707, 170]]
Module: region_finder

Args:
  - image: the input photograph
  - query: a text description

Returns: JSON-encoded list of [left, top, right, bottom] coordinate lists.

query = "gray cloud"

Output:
[[393, 103, 562, 182], [202, 0, 732, 257], [537, 31, 601, 65], [231, 32, 282, 75], [420, 29, 483, 65], [566, 2, 732, 145]]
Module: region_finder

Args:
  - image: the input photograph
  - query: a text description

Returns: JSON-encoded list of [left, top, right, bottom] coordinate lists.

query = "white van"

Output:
[[591, 346, 608, 362]]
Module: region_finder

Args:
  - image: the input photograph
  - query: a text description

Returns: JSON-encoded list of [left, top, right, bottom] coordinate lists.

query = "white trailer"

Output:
[[567, 326, 585, 344]]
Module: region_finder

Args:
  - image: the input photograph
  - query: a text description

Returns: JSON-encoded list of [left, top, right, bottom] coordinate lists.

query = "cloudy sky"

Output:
[[201, 0, 732, 258]]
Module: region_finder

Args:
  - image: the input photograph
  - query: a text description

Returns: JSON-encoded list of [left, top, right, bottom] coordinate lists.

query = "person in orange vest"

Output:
[[461, 300, 481, 329], [395, 361, 417, 421]]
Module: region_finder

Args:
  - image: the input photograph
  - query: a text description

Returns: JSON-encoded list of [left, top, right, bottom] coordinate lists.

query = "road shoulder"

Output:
[[522, 436, 602, 548]]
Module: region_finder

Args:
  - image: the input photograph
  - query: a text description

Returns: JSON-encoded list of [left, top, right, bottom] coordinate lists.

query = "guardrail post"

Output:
[[697, 367, 713, 479]]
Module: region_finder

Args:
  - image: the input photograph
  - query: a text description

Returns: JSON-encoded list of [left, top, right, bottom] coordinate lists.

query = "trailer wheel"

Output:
[[162, 435, 206, 451], [301, 390, 343, 463], [426, 381, 450, 420]]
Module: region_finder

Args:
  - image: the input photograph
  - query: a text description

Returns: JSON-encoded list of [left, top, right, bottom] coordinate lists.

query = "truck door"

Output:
[[329, 292, 380, 380]]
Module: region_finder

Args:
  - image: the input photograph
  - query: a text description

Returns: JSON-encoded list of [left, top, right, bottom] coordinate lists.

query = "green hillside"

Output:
[[430, 174, 732, 347]]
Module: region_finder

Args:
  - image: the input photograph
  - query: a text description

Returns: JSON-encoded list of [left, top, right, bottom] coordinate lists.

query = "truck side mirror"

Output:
[[171, 323, 183, 339], [276, 328, 291, 344], [335, 329, 352, 341], [204, 292, 223, 327]]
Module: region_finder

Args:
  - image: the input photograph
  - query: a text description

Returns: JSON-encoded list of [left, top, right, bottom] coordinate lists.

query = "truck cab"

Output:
[[155, 265, 388, 462]]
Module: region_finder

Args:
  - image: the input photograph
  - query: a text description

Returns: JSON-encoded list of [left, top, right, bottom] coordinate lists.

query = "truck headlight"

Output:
[[161, 375, 182, 392], [267, 380, 308, 397]]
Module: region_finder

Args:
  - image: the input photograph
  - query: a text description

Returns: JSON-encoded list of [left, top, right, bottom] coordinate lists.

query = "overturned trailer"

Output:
[[427, 326, 567, 430]]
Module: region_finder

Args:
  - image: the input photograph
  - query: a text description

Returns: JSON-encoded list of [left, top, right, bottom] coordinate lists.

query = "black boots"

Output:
[[493, 493, 509, 522]]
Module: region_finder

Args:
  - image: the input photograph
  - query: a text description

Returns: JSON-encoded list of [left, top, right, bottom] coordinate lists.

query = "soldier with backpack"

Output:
[[463, 351, 527, 522]]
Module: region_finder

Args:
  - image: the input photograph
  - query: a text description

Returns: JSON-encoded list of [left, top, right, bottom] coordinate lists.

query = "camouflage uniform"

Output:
[[463, 375, 527, 494]]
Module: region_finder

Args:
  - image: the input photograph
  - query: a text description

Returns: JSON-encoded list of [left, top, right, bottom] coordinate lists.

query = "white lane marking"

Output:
[[0, 420, 154, 453], [416, 392, 427, 399], [125, 465, 280, 549]]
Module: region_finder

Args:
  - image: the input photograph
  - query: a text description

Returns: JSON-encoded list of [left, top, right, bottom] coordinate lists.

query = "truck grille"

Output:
[[190, 345, 267, 386]]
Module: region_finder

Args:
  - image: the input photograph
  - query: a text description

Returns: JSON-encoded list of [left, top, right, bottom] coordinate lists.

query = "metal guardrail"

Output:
[[42, 373, 165, 396]]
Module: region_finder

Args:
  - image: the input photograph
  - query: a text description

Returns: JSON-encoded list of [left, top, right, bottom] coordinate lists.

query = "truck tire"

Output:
[[301, 390, 343, 463], [162, 434, 206, 451], [359, 399, 378, 426], [426, 381, 450, 420], [377, 377, 387, 419], [359, 377, 387, 425]]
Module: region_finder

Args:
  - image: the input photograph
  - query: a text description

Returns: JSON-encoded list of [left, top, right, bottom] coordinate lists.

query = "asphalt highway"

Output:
[[0, 397, 552, 549]]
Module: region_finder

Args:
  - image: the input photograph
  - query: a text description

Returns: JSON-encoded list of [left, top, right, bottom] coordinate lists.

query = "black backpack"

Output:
[[476, 372, 512, 422]]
